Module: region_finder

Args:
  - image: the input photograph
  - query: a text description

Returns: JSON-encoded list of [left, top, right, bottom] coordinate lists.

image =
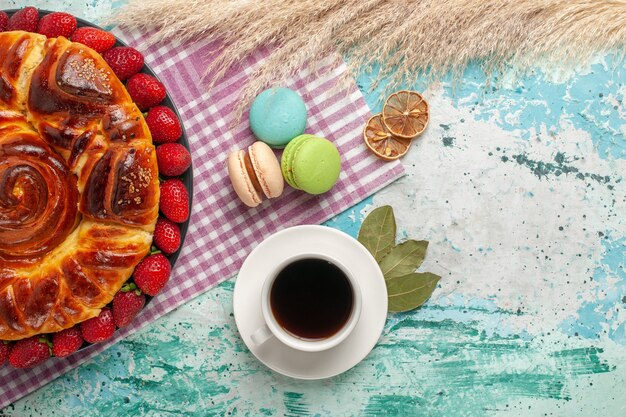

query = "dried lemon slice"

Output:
[[382, 90, 429, 139], [364, 113, 412, 161]]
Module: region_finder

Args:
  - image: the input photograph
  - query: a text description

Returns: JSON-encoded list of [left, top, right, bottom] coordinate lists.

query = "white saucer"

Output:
[[233, 225, 388, 380]]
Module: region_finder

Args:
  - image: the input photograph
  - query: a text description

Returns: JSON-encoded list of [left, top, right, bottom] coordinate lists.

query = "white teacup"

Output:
[[250, 252, 362, 352]]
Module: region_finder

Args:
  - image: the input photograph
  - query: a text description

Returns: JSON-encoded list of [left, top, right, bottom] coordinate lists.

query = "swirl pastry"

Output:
[[0, 31, 159, 340]]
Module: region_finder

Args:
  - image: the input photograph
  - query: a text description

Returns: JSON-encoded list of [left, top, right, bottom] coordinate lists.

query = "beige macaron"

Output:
[[227, 141, 284, 207]]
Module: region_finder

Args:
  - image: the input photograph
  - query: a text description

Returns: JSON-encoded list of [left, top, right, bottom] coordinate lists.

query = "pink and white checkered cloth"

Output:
[[0, 29, 404, 407]]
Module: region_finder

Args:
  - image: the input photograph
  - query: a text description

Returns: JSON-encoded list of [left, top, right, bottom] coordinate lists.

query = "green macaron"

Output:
[[281, 134, 341, 195]]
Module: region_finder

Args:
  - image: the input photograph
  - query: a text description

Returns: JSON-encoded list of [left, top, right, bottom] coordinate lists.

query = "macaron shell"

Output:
[[291, 136, 341, 195], [249, 141, 284, 198], [249, 87, 307, 148], [227, 150, 262, 207], [281, 134, 314, 189]]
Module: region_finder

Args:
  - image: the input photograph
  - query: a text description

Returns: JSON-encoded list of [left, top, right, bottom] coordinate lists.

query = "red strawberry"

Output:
[[8, 7, 39, 32], [37, 12, 76, 38], [102, 46, 144, 81], [0, 341, 11, 364], [112, 283, 146, 328], [0, 12, 9, 32], [52, 327, 84, 358], [133, 254, 172, 296], [127, 73, 166, 110], [153, 218, 182, 254], [146, 106, 182, 143], [8, 336, 50, 369], [159, 179, 189, 223], [71, 27, 116, 53], [156, 143, 191, 177], [80, 308, 115, 344]]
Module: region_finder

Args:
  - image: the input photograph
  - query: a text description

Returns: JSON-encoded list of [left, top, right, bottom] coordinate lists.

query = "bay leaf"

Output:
[[357, 205, 396, 262], [387, 272, 441, 312], [379, 239, 429, 279]]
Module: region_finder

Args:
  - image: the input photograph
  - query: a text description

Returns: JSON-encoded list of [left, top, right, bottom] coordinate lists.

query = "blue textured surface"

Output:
[[0, 1, 625, 416]]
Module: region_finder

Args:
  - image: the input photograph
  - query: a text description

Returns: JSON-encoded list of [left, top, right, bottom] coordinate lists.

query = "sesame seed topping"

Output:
[[68, 57, 113, 95]]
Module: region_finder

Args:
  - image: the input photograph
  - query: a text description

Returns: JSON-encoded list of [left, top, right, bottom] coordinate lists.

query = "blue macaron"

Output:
[[249, 87, 307, 148]]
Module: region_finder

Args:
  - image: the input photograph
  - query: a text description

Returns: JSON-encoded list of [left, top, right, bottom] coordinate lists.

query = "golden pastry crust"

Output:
[[0, 31, 159, 340]]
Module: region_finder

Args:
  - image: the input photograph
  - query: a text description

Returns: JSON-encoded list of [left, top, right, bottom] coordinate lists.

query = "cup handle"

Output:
[[250, 324, 273, 346]]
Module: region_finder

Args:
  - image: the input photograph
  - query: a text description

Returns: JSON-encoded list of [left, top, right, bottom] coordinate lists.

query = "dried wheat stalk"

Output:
[[112, 0, 626, 117]]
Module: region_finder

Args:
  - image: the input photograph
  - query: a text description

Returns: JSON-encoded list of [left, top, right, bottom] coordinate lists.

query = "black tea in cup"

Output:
[[269, 258, 354, 340]]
